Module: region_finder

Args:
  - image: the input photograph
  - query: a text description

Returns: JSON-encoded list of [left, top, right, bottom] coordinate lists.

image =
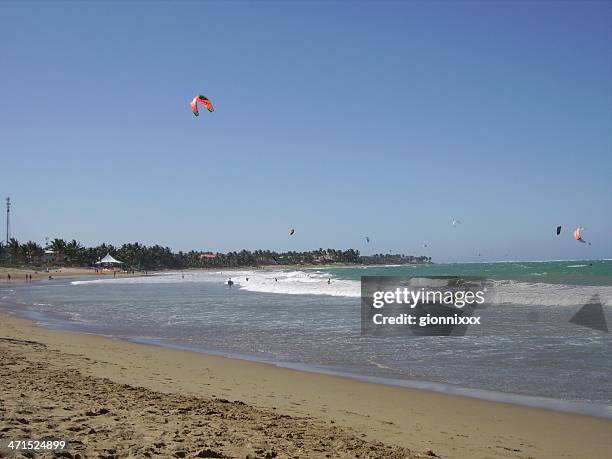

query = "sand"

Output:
[[0, 313, 610, 458], [0, 267, 138, 283], [0, 336, 415, 458]]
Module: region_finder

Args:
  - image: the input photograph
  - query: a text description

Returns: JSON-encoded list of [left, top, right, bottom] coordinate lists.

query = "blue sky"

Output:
[[1, 1, 610, 262]]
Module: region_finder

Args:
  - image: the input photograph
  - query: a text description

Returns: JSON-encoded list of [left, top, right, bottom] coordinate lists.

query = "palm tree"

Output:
[[64, 239, 82, 264], [50, 238, 67, 254], [21, 241, 43, 262], [7, 238, 20, 260]]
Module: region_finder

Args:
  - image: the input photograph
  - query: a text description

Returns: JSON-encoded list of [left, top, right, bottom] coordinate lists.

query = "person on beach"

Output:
[[327, 278, 331, 285], [227, 278, 234, 287], [7, 273, 11, 282], [246, 277, 249, 282]]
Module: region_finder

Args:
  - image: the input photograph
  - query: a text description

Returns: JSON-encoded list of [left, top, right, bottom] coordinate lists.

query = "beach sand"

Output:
[[0, 267, 140, 283], [0, 265, 329, 284], [0, 313, 610, 458]]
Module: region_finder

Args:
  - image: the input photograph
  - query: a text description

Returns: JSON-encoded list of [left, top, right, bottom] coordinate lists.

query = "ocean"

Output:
[[1, 260, 611, 418]]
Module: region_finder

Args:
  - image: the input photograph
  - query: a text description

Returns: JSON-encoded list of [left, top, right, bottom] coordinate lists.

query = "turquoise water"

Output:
[[325, 259, 612, 286], [1, 259, 611, 417]]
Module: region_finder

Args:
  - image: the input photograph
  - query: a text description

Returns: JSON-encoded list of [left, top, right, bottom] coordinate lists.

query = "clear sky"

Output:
[[1, 1, 610, 262]]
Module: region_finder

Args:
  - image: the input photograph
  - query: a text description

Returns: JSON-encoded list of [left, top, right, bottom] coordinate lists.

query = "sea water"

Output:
[[1, 260, 611, 417]]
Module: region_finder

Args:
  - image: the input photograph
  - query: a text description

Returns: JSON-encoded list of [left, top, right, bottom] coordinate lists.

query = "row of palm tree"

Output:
[[0, 238, 430, 270], [366, 253, 432, 264]]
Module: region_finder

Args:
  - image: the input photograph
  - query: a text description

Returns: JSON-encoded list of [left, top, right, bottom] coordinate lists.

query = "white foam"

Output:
[[70, 271, 233, 286], [69, 270, 612, 306], [69, 269, 361, 297], [233, 270, 360, 297]]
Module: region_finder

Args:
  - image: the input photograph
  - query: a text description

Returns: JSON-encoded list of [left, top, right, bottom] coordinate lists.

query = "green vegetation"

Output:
[[0, 238, 431, 270]]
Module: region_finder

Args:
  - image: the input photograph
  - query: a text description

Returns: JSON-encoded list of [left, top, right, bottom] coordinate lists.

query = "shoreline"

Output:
[[0, 262, 430, 283], [90, 333, 612, 421], [5, 304, 612, 420], [0, 315, 416, 459], [3, 274, 611, 419], [1, 312, 610, 458]]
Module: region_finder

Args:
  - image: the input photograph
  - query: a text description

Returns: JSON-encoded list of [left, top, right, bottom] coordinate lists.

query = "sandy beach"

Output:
[[0, 267, 140, 283], [0, 265, 347, 284], [3, 0, 611, 457], [0, 313, 610, 458]]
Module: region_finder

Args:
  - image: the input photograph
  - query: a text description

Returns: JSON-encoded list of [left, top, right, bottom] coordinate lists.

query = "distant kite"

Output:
[[556, 225, 562, 236], [574, 227, 591, 245], [190, 94, 214, 117], [366, 236, 370, 243], [452, 219, 462, 227], [289, 228, 295, 236]]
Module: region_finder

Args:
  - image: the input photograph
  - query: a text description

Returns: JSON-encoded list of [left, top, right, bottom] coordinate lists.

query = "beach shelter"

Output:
[[96, 253, 123, 265]]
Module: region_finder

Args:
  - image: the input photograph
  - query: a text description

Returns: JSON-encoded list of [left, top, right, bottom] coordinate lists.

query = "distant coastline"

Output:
[[0, 237, 432, 271]]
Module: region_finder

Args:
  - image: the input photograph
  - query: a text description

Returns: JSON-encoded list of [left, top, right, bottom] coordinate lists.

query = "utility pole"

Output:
[[5, 197, 10, 243]]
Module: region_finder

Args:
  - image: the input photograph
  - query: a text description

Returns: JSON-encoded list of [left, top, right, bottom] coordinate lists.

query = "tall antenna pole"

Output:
[[5, 197, 10, 243]]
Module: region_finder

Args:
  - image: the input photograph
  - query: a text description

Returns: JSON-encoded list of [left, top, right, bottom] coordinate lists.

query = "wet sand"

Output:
[[0, 313, 610, 458]]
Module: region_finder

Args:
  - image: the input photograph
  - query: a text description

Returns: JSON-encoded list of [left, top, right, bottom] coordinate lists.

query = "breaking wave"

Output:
[[70, 269, 612, 306]]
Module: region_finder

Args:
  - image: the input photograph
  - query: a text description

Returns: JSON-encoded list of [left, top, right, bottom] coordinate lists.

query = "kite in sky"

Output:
[[574, 227, 591, 245], [190, 95, 214, 117]]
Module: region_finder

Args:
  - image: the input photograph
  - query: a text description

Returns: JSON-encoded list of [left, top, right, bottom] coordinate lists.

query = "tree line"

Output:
[[0, 238, 431, 270]]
